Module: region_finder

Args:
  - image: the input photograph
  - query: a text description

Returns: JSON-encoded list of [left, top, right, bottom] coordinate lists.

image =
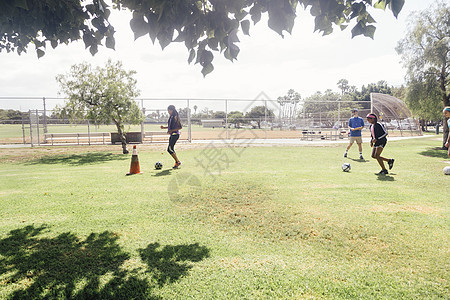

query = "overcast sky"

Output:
[[0, 0, 437, 111]]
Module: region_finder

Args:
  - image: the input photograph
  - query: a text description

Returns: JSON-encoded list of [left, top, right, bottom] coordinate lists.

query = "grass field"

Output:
[[0, 137, 448, 299]]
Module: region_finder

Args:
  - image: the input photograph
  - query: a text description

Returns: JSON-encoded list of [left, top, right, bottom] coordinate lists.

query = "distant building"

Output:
[[201, 119, 225, 128]]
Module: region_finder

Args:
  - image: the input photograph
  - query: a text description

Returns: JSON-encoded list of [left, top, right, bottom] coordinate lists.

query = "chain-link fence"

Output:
[[0, 94, 422, 145]]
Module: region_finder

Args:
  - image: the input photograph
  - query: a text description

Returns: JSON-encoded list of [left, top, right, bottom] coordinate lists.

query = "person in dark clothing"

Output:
[[160, 105, 182, 169], [367, 113, 394, 175], [444, 107, 450, 157]]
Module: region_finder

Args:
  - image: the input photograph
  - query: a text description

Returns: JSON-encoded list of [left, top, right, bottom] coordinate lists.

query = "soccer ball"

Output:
[[155, 161, 163, 170], [444, 166, 450, 175], [342, 163, 351, 172]]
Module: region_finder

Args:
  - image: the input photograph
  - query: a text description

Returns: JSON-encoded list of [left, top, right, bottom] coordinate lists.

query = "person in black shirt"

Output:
[[367, 113, 394, 175], [160, 105, 182, 169]]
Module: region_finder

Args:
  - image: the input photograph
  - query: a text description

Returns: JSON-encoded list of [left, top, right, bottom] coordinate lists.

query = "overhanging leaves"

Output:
[[1, 0, 405, 76]]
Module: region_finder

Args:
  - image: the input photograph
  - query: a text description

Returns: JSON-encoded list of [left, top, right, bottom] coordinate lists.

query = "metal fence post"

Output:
[[187, 99, 192, 142], [36, 109, 40, 146], [29, 110, 33, 147], [141, 107, 145, 143], [225, 100, 228, 139], [21, 112, 26, 145], [43, 97, 47, 134], [88, 120, 91, 145], [264, 100, 267, 139], [370, 93, 373, 114], [338, 101, 341, 127]]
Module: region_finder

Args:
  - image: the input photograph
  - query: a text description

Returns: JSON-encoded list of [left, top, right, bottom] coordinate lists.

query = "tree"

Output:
[[404, 81, 443, 130], [193, 105, 198, 115], [200, 107, 213, 118], [277, 89, 301, 125], [246, 106, 274, 129], [337, 79, 350, 96], [351, 80, 393, 102], [213, 111, 226, 119], [1, 0, 404, 76], [178, 107, 189, 118], [0, 109, 22, 123], [56, 59, 143, 154], [391, 85, 407, 100], [228, 111, 245, 128], [396, 1, 450, 147]]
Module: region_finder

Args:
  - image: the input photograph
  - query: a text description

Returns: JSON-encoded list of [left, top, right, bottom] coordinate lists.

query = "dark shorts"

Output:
[[168, 134, 179, 154], [374, 138, 387, 148]]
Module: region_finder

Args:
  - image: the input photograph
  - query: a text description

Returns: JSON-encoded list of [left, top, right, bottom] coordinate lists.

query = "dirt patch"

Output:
[[173, 179, 310, 241], [173, 179, 390, 257], [370, 203, 441, 214]]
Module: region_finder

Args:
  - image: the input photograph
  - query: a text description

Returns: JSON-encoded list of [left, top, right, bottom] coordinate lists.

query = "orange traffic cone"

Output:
[[126, 145, 143, 175]]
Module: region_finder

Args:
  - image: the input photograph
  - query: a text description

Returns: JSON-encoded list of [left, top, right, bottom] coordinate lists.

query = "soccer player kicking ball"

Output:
[[160, 105, 182, 169], [367, 113, 394, 175], [344, 108, 365, 159]]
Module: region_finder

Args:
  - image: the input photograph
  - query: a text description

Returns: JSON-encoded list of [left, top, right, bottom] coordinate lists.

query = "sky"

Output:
[[0, 0, 438, 112]]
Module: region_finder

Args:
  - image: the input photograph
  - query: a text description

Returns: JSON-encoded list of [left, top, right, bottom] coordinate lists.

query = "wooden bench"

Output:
[[44, 132, 110, 145], [143, 131, 168, 143]]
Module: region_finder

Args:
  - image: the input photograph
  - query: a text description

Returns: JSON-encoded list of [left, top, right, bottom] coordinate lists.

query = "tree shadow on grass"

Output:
[[139, 242, 209, 286], [0, 225, 209, 299], [26, 152, 128, 166], [419, 147, 449, 159]]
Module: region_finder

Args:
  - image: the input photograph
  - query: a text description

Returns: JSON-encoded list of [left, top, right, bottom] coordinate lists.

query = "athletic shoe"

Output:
[[388, 159, 395, 170], [173, 162, 181, 169], [377, 169, 389, 175], [344, 153, 347, 158], [360, 155, 364, 160]]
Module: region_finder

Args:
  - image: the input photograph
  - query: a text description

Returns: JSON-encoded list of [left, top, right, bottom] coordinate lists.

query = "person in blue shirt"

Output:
[[344, 109, 365, 159]]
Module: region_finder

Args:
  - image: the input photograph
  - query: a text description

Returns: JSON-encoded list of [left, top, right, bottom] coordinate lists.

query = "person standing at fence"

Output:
[[161, 105, 182, 169], [344, 109, 365, 159], [367, 113, 394, 175], [444, 107, 450, 157]]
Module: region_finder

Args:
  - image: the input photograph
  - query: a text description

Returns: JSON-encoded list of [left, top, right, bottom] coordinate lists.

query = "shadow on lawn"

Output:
[[376, 174, 395, 181], [419, 147, 449, 159], [347, 157, 369, 163], [27, 152, 128, 166], [0, 225, 209, 299], [152, 169, 172, 177]]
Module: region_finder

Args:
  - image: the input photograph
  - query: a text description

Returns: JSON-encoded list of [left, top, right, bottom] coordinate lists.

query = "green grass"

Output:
[[0, 123, 242, 141], [0, 137, 448, 299], [0, 124, 146, 140]]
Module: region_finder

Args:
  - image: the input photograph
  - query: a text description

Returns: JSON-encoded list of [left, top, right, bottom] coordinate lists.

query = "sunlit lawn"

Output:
[[0, 136, 448, 299]]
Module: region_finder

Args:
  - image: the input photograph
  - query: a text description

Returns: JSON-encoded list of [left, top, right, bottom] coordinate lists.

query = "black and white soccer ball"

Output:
[[444, 166, 450, 175], [155, 161, 163, 170], [342, 163, 351, 172]]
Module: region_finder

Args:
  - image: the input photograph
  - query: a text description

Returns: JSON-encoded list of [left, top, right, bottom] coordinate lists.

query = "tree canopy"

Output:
[[246, 105, 274, 128], [396, 1, 450, 108], [1, 0, 404, 76], [56, 59, 143, 153], [396, 1, 449, 145], [0, 109, 22, 121], [277, 89, 301, 124]]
